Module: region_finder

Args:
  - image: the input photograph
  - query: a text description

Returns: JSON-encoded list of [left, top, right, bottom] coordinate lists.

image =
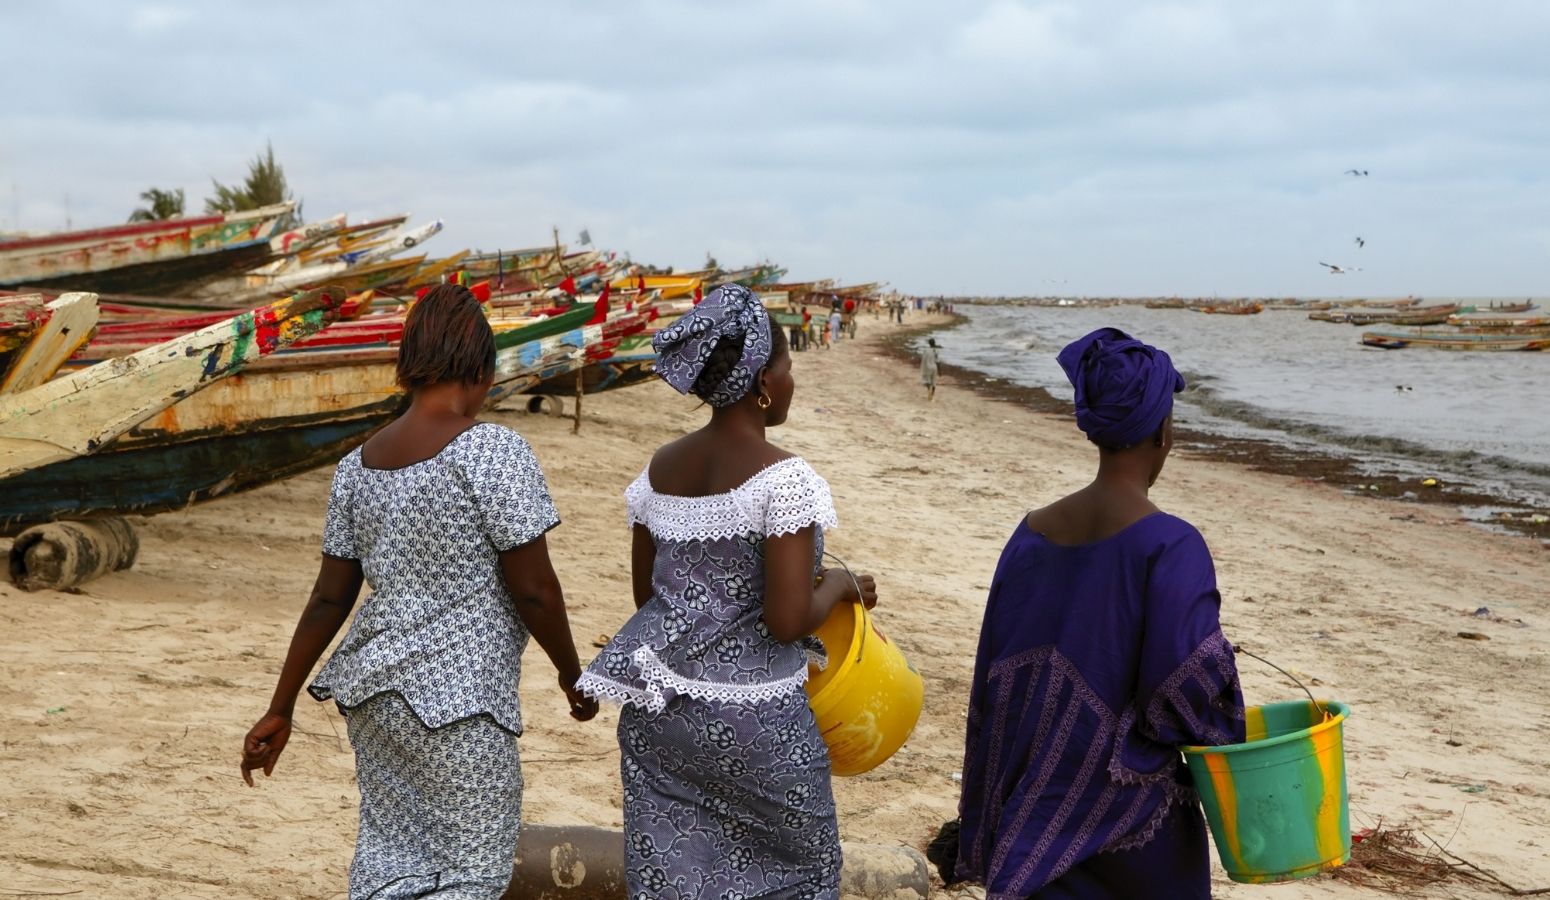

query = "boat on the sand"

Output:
[[0, 203, 295, 296], [0, 288, 343, 482]]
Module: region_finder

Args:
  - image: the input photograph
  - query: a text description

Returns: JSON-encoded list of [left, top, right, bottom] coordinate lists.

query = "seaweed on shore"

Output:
[[1334, 826, 1550, 896]]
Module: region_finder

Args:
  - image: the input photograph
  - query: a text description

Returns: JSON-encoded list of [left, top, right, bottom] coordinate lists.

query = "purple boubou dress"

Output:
[[956, 513, 1245, 899]]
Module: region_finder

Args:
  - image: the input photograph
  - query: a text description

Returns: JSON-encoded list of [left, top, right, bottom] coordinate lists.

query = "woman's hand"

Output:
[[561, 673, 599, 722], [823, 568, 879, 609], [240, 712, 293, 786]]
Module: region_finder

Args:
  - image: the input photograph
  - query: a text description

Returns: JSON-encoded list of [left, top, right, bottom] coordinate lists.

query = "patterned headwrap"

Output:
[[651, 284, 772, 407], [1056, 327, 1185, 448]]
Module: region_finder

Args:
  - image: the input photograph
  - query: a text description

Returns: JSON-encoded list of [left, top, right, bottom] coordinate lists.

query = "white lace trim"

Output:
[[624, 456, 839, 542], [576, 645, 809, 714]]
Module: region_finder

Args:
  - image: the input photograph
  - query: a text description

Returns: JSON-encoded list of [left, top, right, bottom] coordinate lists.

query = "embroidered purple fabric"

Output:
[[955, 513, 1245, 898]]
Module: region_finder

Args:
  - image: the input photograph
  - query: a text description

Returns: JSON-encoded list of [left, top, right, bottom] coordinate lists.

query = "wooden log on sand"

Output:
[[503, 825, 930, 899], [9, 518, 138, 591]]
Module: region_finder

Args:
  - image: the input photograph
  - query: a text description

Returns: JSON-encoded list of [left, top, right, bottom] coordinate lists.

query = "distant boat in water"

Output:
[[1195, 302, 1264, 315], [1360, 328, 1550, 351]]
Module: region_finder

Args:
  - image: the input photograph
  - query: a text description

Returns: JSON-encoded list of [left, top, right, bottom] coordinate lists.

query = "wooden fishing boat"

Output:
[[267, 213, 347, 256], [526, 315, 656, 398], [215, 222, 441, 304], [1195, 302, 1264, 315], [609, 274, 702, 299], [1345, 304, 1461, 327], [0, 203, 294, 296], [0, 288, 342, 482], [0, 300, 620, 530], [1446, 313, 1550, 330], [1474, 300, 1538, 315], [1360, 328, 1550, 351]]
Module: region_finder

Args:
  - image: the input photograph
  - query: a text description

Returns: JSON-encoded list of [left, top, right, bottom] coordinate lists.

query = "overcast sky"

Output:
[[3, 1, 1548, 296]]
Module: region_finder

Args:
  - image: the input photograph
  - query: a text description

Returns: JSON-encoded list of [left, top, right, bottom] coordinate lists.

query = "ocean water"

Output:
[[928, 303, 1550, 507]]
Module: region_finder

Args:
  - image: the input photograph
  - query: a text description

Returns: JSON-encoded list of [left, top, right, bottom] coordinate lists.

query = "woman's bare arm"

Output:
[[241, 555, 364, 785], [630, 524, 656, 609], [762, 527, 877, 643]]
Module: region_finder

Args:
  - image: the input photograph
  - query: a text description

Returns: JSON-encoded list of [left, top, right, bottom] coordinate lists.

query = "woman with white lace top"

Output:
[[577, 285, 878, 900]]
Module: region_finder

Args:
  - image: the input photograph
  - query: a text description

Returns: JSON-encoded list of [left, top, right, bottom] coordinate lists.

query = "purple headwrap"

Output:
[[651, 284, 772, 407], [1056, 327, 1185, 448]]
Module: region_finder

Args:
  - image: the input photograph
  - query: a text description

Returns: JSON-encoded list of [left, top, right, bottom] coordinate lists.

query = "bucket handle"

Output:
[[823, 551, 868, 663], [1233, 644, 1329, 722]]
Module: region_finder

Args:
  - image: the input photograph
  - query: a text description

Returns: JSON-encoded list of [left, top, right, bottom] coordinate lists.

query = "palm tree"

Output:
[[205, 142, 299, 225], [127, 187, 186, 222]]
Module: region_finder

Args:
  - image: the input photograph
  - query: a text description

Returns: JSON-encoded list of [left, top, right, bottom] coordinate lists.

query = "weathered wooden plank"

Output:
[[0, 292, 99, 393], [0, 288, 342, 479]]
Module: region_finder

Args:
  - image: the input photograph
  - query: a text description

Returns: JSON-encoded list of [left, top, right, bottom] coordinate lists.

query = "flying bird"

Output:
[[1355, 236, 1365, 248], [1345, 169, 1369, 176], [1320, 262, 1362, 274]]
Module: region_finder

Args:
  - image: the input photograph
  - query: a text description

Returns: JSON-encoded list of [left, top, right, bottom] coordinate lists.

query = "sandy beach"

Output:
[[2, 312, 1546, 899]]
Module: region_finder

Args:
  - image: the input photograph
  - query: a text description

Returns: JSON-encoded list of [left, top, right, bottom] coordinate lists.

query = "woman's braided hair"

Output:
[[689, 315, 788, 404]]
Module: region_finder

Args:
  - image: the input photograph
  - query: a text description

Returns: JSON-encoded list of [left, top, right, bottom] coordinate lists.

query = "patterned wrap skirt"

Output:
[[619, 692, 842, 900], [343, 693, 522, 899]]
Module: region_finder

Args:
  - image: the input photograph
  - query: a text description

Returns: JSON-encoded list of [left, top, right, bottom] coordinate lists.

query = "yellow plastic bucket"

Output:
[[805, 599, 924, 776]]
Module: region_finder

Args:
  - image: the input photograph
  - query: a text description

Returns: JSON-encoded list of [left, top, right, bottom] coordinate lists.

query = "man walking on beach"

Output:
[[921, 337, 940, 401]]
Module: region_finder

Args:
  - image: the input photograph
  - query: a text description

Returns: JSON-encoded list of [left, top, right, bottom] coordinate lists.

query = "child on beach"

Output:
[[949, 327, 1243, 898], [577, 285, 877, 899], [921, 337, 940, 401], [239, 284, 597, 899]]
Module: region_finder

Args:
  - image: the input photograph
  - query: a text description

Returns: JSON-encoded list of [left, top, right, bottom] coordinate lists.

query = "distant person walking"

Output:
[[945, 327, 1244, 898], [921, 337, 941, 401], [239, 284, 597, 899], [827, 305, 842, 347]]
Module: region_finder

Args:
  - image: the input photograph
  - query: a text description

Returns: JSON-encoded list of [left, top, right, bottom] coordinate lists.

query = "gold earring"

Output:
[[757, 392, 772, 410]]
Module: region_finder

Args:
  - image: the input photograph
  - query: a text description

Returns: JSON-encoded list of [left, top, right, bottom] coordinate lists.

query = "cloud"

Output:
[[2, 0, 1548, 294]]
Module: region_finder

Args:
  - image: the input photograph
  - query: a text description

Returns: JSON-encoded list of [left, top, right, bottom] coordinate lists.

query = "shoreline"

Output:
[[877, 313, 1550, 543], [0, 313, 1545, 898]]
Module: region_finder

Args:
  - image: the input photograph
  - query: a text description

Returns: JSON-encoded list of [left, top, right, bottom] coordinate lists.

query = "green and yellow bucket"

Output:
[[805, 599, 924, 776], [1182, 699, 1352, 884]]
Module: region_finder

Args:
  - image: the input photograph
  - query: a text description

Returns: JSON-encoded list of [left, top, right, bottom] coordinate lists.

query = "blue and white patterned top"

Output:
[[308, 423, 560, 735], [577, 456, 837, 713]]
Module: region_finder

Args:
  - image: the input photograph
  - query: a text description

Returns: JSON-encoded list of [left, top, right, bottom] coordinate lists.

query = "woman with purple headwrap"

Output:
[[943, 328, 1245, 898], [578, 285, 878, 899]]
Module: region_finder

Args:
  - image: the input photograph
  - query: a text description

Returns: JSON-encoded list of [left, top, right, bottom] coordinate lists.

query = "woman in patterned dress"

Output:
[[240, 283, 598, 899], [577, 285, 878, 900]]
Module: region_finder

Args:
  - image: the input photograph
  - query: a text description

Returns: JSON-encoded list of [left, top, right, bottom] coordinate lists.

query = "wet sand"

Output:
[[1, 312, 1546, 898]]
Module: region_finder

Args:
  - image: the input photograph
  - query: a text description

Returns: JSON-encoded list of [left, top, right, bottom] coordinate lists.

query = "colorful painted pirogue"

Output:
[[0, 287, 343, 483], [0, 296, 644, 530], [0, 203, 294, 296]]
